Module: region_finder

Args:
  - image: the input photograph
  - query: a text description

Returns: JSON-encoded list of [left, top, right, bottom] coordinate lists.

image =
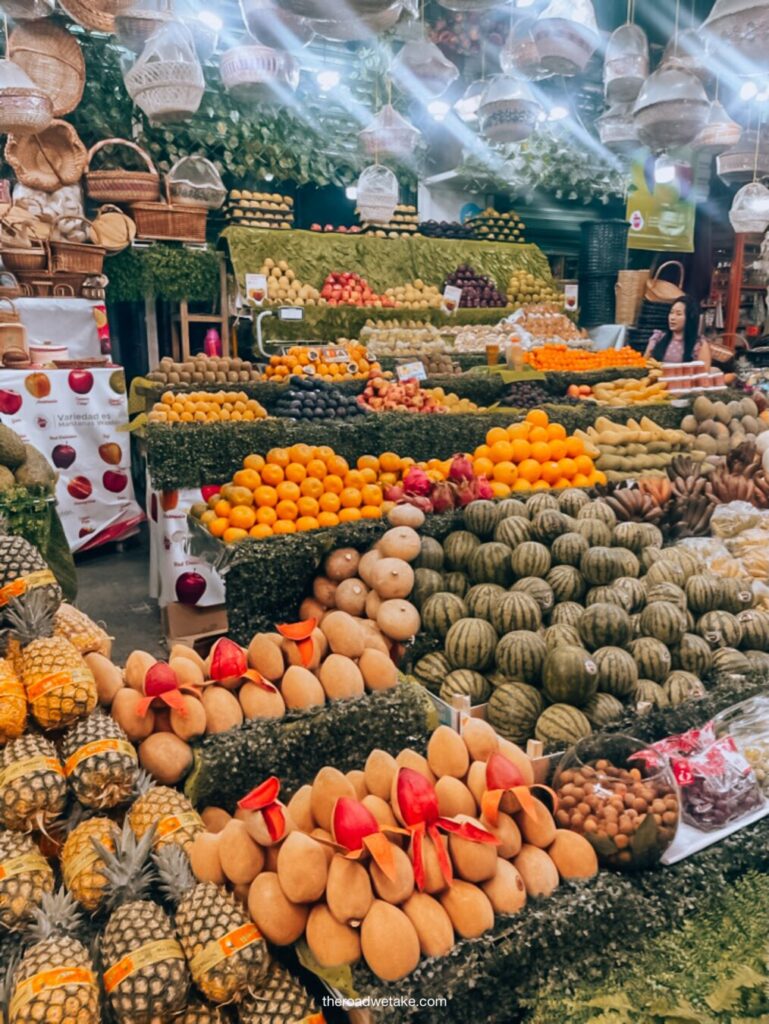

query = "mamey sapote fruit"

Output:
[[547, 829, 599, 880], [370, 844, 414, 904], [439, 879, 494, 939], [326, 854, 373, 926], [448, 816, 498, 883], [311, 767, 355, 832], [363, 749, 398, 799], [515, 798, 557, 849], [306, 903, 361, 967], [276, 832, 328, 903], [435, 776, 477, 819], [427, 726, 470, 779], [401, 892, 455, 958], [360, 900, 420, 982], [248, 872, 308, 946], [481, 859, 527, 914], [513, 843, 559, 897]]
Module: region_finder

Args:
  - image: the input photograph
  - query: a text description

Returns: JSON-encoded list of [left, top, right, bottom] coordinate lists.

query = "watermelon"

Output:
[[557, 488, 591, 517], [578, 603, 632, 651], [645, 559, 687, 589], [580, 547, 628, 586], [463, 500, 501, 540], [684, 574, 722, 615], [629, 637, 671, 683], [577, 499, 617, 528], [745, 650, 769, 671], [443, 531, 482, 573], [413, 651, 451, 692], [612, 521, 663, 555], [510, 541, 551, 580], [546, 565, 585, 604], [671, 633, 712, 676], [421, 592, 468, 639], [550, 602, 584, 627], [465, 583, 506, 621], [663, 671, 705, 706], [410, 568, 445, 609], [445, 618, 498, 672], [542, 645, 599, 707], [535, 704, 592, 747], [583, 692, 624, 727], [495, 630, 546, 684], [611, 576, 647, 613], [526, 493, 559, 517], [633, 680, 670, 708], [531, 510, 572, 545], [711, 647, 751, 676], [440, 670, 491, 706], [413, 536, 445, 572], [443, 572, 469, 597], [544, 623, 582, 651], [593, 646, 638, 698], [574, 517, 613, 547], [551, 532, 589, 568], [490, 592, 542, 635], [737, 610, 769, 652], [488, 682, 545, 746], [719, 578, 754, 615], [646, 582, 687, 610], [639, 601, 687, 646], [586, 586, 628, 608], [469, 542, 514, 587], [496, 498, 529, 520], [629, 612, 643, 639], [511, 577, 554, 615], [494, 517, 532, 549], [697, 610, 742, 649]]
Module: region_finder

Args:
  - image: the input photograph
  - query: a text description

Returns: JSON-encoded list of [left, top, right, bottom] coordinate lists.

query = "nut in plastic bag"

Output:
[[711, 500, 767, 539]]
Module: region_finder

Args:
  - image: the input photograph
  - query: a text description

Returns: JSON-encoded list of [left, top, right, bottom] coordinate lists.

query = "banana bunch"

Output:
[[603, 487, 665, 524]]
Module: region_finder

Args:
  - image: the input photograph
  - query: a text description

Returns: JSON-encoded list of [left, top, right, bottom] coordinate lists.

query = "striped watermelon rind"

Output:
[[639, 601, 687, 646], [410, 568, 445, 609], [670, 633, 713, 675], [711, 647, 751, 675], [633, 679, 670, 708], [534, 704, 592, 747], [494, 516, 533, 549], [414, 536, 445, 572], [663, 671, 705, 706], [440, 669, 491, 706], [421, 592, 468, 638], [443, 571, 469, 597], [594, 646, 639, 698], [557, 488, 592, 517], [551, 532, 590, 568], [511, 577, 555, 614], [577, 499, 617, 528], [584, 692, 625, 727], [468, 542, 515, 587], [544, 623, 583, 651], [736, 610, 769, 652], [488, 682, 546, 746], [629, 637, 672, 683], [495, 630, 546, 684], [542, 645, 599, 707], [443, 531, 482, 573], [580, 547, 628, 587], [578, 603, 633, 651], [546, 565, 585, 604], [696, 610, 743, 649], [463, 500, 501, 540], [510, 541, 552, 581], [550, 602, 585, 628], [444, 617, 498, 672], [465, 583, 506, 621], [489, 591, 542, 635]]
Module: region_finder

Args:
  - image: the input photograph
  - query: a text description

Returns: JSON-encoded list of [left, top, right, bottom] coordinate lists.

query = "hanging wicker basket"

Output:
[[168, 155, 226, 209], [49, 215, 106, 275], [85, 138, 160, 204], [5, 119, 87, 192], [130, 181, 207, 242], [0, 84, 53, 137], [8, 20, 85, 118], [356, 164, 398, 224], [124, 22, 204, 123], [359, 104, 421, 160], [115, 2, 173, 53], [1, 0, 55, 18], [220, 45, 300, 101]]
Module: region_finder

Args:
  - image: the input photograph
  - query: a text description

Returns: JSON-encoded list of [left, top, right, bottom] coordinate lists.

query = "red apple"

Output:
[[103, 470, 128, 493], [52, 444, 76, 469], [175, 571, 207, 605], [98, 442, 122, 465], [25, 373, 51, 399], [201, 484, 221, 502], [79, 526, 95, 538], [68, 476, 92, 500], [0, 389, 22, 415], [68, 370, 94, 395]]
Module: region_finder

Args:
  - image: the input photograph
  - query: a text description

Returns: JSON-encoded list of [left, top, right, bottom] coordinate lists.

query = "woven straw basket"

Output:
[[86, 137, 160, 203]]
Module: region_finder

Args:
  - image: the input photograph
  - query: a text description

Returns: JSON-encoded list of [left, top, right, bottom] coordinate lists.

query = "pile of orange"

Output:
[[470, 410, 606, 496], [148, 390, 268, 424], [199, 444, 388, 543], [262, 343, 385, 383], [524, 345, 646, 372]]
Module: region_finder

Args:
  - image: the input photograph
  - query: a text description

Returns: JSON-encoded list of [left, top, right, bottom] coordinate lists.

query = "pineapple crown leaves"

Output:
[[2, 589, 57, 647], [153, 843, 197, 908], [28, 887, 86, 944], [92, 819, 158, 913], [133, 768, 157, 800]]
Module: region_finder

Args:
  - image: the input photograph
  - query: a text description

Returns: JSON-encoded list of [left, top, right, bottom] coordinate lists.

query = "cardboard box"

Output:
[[162, 601, 228, 646]]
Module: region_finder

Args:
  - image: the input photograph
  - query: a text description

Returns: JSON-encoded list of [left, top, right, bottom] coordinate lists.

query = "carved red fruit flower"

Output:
[[276, 618, 317, 668], [481, 752, 558, 826], [238, 776, 291, 846]]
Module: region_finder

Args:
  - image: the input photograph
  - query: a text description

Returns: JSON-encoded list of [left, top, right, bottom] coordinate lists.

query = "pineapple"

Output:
[[155, 844, 269, 1004], [8, 888, 99, 1024], [0, 520, 62, 611], [60, 817, 119, 912], [179, 998, 227, 1023], [0, 658, 26, 746], [53, 604, 111, 659], [0, 734, 66, 832], [238, 962, 323, 1024], [0, 830, 54, 931], [128, 776, 203, 854], [3, 591, 97, 731], [98, 821, 190, 1024], [60, 710, 138, 809]]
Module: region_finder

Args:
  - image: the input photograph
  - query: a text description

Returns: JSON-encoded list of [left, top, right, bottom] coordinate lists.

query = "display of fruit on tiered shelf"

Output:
[[582, 416, 693, 481], [145, 355, 262, 387], [358, 377, 480, 414], [148, 390, 268, 424], [524, 346, 647, 372], [309, 222, 362, 234], [261, 343, 380, 381], [507, 272, 562, 307], [499, 381, 553, 409], [259, 259, 320, 306], [225, 187, 294, 229], [468, 207, 526, 242], [320, 271, 396, 308], [357, 322, 461, 374], [360, 203, 419, 238], [450, 323, 509, 353], [419, 219, 474, 239], [568, 372, 670, 406], [444, 265, 507, 308], [384, 278, 444, 309], [681, 393, 769, 460], [514, 304, 584, 341], [271, 375, 368, 421]]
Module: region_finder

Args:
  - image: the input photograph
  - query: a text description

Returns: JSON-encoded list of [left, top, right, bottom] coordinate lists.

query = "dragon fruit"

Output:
[[430, 480, 456, 513], [448, 454, 474, 484], [403, 465, 431, 496], [383, 483, 405, 503]]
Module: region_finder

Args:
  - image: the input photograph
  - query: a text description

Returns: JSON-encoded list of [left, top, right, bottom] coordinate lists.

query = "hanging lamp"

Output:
[[356, 163, 399, 223], [597, 102, 640, 152], [693, 81, 742, 154], [701, 0, 769, 64], [532, 0, 599, 76], [604, 1, 648, 102], [478, 74, 541, 144], [360, 101, 421, 160], [730, 115, 769, 233], [390, 24, 459, 98]]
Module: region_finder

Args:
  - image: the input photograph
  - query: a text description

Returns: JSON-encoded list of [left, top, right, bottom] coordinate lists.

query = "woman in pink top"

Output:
[[645, 295, 712, 370]]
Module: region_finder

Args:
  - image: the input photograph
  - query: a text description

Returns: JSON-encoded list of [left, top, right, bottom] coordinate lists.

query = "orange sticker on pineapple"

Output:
[[0, 851, 49, 883], [155, 810, 203, 841], [302, 1014, 326, 1024], [103, 939, 185, 994], [0, 755, 63, 790], [9, 967, 95, 1017], [64, 738, 137, 777], [189, 923, 263, 978], [0, 569, 57, 607], [27, 665, 93, 705]]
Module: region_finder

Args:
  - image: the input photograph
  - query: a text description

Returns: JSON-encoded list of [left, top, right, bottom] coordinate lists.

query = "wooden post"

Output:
[[724, 232, 745, 348]]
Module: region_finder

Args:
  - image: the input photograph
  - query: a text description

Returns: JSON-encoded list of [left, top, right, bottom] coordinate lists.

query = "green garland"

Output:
[[106, 245, 221, 303]]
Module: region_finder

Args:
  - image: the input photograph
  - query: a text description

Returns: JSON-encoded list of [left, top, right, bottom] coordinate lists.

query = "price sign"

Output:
[[319, 347, 349, 363], [564, 284, 579, 312], [245, 274, 267, 306], [396, 361, 427, 381], [442, 285, 462, 315]]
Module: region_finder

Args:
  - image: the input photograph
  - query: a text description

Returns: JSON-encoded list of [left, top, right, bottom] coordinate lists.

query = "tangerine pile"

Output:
[[471, 410, 606, 495], [261, 343, 384, 382], [524, 345, 646, 372], [148, 390, 268, 424]]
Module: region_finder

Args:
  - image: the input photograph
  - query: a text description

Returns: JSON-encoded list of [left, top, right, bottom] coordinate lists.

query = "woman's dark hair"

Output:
[[651, 295, 701, 362]]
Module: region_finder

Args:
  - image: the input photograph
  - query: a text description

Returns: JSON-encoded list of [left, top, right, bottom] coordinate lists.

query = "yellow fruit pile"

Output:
[[384, 279, 443, 310], [148, 391, 268, 424], [260, 259, 321, 306]]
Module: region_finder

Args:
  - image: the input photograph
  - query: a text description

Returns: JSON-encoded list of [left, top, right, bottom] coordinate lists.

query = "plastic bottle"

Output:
[[204, 328, 222, 357], [507, 333, 524, 371]]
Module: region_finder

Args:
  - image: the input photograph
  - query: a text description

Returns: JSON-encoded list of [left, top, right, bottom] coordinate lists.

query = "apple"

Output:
[[109, 370, 126, 395], [175, 571, 207, 606], [201, 484, 221, 503], [68, 476, 92, 500], [0, 389, 22, 415], [311, 223, 322, 231], [25, 373, 51, 399], [52, 444, 76, 469], [103, 470, 128, 493], [98, 443, 122, 465], [78, 526, 95, 538], [68, 370, 94, 395]]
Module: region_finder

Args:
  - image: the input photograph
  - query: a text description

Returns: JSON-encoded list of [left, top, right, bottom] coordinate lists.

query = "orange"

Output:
[[266, 447, 290, 468], [548, 439, 567, 461], [261, 464, 285, 487], [306, 459, 327, 480], [315, 445, 335, 463], [340, 487, 362, 509], [214, 499, 232, 519], [473, 457, 494, 479], [526, 409, 549, 428], [572, 473, 592, 488], [338, 507, 362, 522], [317, 511, 340, 528], [296, 516, 320, 532], [361, 505, 382, 519], [492, 461, 517, 486], [474, 444, 493, 462], [558, 457, 578, 479], [300, 477, 324, 500], [491, 481, 512, 498], [547, 423, 567, 441], [531, 480, 551, 492], [297, 496, 319, 518], [323, 474, 344, 495], [490, 440, 514, 464], [594, 470, 608, 486], [209, 516, 229, 538], [357, 454, 380, 473], [229, 506, 256, 530], [574, 454, 594, 476], [507, 422, 530, 441], [378, 452, 401, 474], [511, 439, 531, 464], [528, 426, 549, 444], [276, 499, 298, 521], [276, 481, 301, 503], [254, 486, 278, 508], [233, 469, 261, 490], [540, 460, 562, 485], [486, 426, 509, 446], [319, 492, 341, 513], [554, 477, 572, 489], [326, 455, 349, 478], [256, 506, 277, 526], [512, 478, 533, 493], [223, 527, 249, 543], [566, 437, 585, 458], [379, 472, 399, 487], [285, 463, 307, 484], [344, 470, 365, 490], [530, 441, 551, 464], [361, 484, 383, 506], [288, 443, 314, 466], [359, 467, 377, 485], [273, 520, 296, 534], [249, 524, 273, 539], [400, 457, 416, 472], [228, 486, 254, 507], [518, 458, 542, 484]]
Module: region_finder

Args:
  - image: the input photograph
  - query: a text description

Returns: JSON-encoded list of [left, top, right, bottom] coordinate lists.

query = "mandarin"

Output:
[[249, 524, 273, 539], [266, 448, 290, 468], [317, 511, 340, 527], [518, 458, 542, 484], [338, 507, 362, 522], [526, 409, 549, 428], [357, 455, 379, 473], [233, 469, 260, 490], [306, 459, 327, 480], [297, 497, 319, 518], [229, 506, 256, 530], [276, 481, 301, 503], [209, 517, 229, 537], [289, 443, 314, 465], [296, 516, 320, 532], [273, 520, 296, 534], [255, 486, 278, 508], [474, 457, 494, 479], [340, 487, 362, 508], [378, 452, 401, 473], [361, 506, 382, 519], [256, 506, 277, 525], [319, 492, 341, 513], [530, 442, 551, 464], [261, 464, 284, 487], [285, 463, 307, 484], [486, 427, 509, 446], [361, 484, 383, 506], [511, 439, 531, 463], [276, 500, 298, 521], [223, 527, 249, 543], [323, 474, 344, 495]]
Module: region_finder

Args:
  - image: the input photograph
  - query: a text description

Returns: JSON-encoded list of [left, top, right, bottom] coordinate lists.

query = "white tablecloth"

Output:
[[15, 298, 107, 359]]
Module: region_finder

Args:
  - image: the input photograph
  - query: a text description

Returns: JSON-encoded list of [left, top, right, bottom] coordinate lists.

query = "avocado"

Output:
[[14, 444, 56, 492], [0, 424, 25, 470]]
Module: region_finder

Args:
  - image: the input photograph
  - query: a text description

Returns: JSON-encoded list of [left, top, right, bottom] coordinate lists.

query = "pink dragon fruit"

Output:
[[383, 483, 405, 503], [430, 480, 456, 513], [403, 465, 431, 496], [448, 454, 475, 484]]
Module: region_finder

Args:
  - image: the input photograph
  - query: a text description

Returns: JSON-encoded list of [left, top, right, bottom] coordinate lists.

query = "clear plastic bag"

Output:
[[710, 500, 768, 538], [714, 696, 769, 795]]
